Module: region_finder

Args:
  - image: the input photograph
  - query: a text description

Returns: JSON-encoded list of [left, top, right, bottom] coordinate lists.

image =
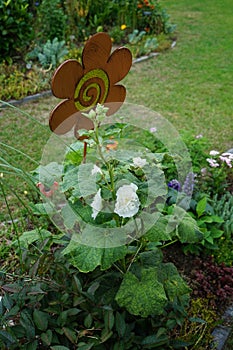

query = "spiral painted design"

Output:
[[74, 69, 109, 111]]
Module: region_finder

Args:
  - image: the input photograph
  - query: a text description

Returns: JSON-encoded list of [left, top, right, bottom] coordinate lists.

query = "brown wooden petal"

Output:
[[74, 113, 94, 139], [106, 47, 132, 84], [105, 85, 126, 115], [82, 33, 112, 71], [51, 60, 83, 99], [49, 100, 78, 134]]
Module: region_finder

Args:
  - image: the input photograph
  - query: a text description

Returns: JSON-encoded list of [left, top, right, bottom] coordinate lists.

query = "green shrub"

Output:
[[35, 0, 67, 42], [0, 0, 34, 62], [0, 62, 51, 101]]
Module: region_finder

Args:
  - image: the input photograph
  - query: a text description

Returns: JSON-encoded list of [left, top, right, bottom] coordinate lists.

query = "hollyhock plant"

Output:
[[57, 104, 168, 240]]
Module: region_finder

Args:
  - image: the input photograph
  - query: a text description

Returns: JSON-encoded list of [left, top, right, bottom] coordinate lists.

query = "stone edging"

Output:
[[212, 305, 233, 349]]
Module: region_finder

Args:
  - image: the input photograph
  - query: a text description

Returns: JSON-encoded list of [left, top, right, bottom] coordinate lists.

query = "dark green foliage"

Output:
[[35, 0, 67, 42], [0, 235, 190, 349], [0, 0, 34, 62]]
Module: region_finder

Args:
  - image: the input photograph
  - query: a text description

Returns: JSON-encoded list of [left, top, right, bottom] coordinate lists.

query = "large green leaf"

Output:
[[157, 263, 191, 303], [15, 229, 51, 248], [145, 215, 172, 242], [176, 213, 203, 243], [115, 267, 167, 317], [61, 163, 97, 198], [63, 241, 127, 272], [32, 162, 63, 186]]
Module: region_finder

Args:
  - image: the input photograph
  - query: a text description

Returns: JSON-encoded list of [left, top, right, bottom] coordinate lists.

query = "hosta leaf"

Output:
[[63, 241, 127, 272], [115, 267, 167, 317]]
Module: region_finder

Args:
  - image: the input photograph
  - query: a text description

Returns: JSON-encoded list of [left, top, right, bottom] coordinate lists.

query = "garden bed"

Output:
[[0, 1, 233, 349]]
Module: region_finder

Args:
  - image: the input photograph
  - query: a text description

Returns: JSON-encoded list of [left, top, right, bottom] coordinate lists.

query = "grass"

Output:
[[125, 0, 233, 151]]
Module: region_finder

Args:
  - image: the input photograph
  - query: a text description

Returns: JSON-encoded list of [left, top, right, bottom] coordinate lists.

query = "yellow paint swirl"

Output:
[[74, 69, 109, 111]]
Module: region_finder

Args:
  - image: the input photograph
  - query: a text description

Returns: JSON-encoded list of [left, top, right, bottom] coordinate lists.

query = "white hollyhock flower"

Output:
[[132, 157, 147, 168], [114, 183, 140, 218], [91, 189, 103, 219], [91, 165, 102, 175]]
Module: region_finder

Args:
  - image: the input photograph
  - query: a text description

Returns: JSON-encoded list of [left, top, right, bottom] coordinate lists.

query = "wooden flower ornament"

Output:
[[49, 32, 132, 137]]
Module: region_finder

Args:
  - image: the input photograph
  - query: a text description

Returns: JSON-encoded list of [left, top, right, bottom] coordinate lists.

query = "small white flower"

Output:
[[206, 158, 219, 168], [114, 183, 140, 218], [91, 189, 103, 219], [195, 134, 203, 139], [132, 157, 147, 168], [91, 165, 102, 175], [209, 150, 219, 156], [150, 127, 157, 133]]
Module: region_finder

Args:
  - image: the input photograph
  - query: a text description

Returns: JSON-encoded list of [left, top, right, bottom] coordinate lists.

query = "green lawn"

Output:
[[125, 0, 233, 150]]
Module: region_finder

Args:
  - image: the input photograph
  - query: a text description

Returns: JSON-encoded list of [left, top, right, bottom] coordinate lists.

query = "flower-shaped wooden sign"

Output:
[[49, 32, 132, 138]]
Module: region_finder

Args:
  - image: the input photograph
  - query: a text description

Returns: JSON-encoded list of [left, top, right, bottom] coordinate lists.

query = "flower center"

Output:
[[74, 69, 109, 111]]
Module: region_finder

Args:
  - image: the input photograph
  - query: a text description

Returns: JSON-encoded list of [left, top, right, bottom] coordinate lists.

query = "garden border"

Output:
[[0, 41, 177, 109]]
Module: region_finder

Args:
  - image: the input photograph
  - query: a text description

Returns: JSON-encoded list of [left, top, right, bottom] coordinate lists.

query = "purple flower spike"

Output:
[[182, 172, 196, 196], [168, 179, 181, 191]]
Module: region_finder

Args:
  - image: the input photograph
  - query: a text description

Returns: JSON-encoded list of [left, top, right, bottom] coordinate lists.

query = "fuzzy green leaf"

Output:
[[177, 214, 203, 243], [157, 263, 191, 303], [115, 267, 167, 317], [16, 229, 51, 248], [63, 242, 127, 272]]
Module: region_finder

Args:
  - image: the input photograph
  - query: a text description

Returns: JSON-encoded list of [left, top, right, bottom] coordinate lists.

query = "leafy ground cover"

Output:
[[0, 0, 233, 349]]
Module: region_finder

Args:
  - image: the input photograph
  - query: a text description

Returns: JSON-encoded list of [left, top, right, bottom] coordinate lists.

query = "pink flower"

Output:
[[150, 127, 157, 133], [37, 181, 59, 197], [221, 152, 233, 160], [206, 158, 219, 168], [219, 156, 232, 168]]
